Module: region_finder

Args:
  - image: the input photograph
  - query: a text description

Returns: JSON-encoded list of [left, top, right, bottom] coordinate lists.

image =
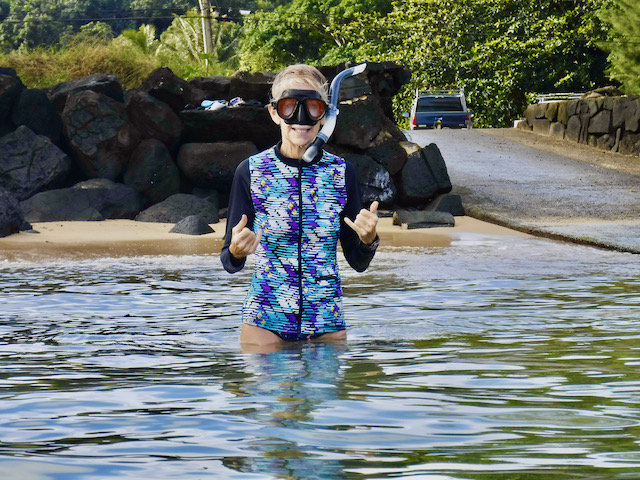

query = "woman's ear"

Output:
[[267, 104, 281, 125]]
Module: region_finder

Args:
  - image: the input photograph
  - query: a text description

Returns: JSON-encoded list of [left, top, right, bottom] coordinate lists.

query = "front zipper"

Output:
[[297, 160, 303, 334]]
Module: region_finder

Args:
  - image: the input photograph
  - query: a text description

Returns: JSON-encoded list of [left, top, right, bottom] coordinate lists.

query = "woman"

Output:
[[221, 64, 379, 347]]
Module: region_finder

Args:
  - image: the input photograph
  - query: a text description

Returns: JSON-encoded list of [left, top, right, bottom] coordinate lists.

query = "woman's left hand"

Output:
[[344, 201, 379, 245]]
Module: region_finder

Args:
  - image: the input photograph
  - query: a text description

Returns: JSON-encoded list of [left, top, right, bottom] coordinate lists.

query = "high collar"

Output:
[[274, 142, 322, 166]]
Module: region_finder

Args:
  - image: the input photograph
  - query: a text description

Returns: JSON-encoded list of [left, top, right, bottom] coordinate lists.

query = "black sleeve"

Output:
[[340, 161, 378, 273], [220, 159, 254, 273]]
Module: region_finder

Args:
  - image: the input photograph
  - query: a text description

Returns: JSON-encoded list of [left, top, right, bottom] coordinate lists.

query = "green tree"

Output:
[[237, 0, 392, 71], [119, 23, 159, 55], [129, 0, 195, 32], [341, 0, 610, 127], [599, 0, 640, 93], [156, 8, 241, 76], [0, 0, 194, 51]]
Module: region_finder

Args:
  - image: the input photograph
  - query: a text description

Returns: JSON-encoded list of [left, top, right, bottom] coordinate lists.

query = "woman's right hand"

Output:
[[229, 214, 262, 259]]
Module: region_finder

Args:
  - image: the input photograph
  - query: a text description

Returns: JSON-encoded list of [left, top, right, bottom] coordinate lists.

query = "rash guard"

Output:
[[221, 145, 377, 337]]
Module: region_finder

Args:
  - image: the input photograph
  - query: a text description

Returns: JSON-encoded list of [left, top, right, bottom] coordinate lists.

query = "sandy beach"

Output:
[[0, 216, 528, 262]]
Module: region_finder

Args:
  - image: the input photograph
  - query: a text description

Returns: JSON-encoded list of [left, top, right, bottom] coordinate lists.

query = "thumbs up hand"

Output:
[[229, 214, 262, 259], [344, 201, 379, 245]]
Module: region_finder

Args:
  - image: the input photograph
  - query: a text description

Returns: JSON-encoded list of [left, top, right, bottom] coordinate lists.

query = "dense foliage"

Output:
[[237, 0, 393, 71], [1, 0, 633, 127], [238, 0, 611, 127], [599, 0, 640, 94]]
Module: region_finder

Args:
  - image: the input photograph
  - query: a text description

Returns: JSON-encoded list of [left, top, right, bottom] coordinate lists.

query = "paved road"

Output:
[[409, 128, 640, 253]]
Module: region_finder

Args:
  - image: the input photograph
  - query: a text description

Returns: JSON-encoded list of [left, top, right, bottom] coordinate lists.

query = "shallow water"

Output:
[[1, 233, 640, 479]]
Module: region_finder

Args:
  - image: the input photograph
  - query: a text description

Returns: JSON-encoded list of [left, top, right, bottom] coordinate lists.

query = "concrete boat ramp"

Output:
[[409, 128, 640, 253]]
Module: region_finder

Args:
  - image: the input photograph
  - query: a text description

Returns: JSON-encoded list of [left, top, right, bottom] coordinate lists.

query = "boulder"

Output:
[[20, 179, 141, 222], [624, 98, 640, 133], [0, 73, 24, 124], [557, 102, 570, 125], [10, 88, 63, 142], [588, 110, 611, 134], [397, 143, 452, 206], [549, 122, 566, 139], [125, 89, 182, 148], [422, 143, 452, 191], [0, 120, 14, 138], [532, 118, 550, 135], [612, 96, 629, 129], [343, 153, 396, 205], [73, 178, 142, 219], [319, 61, 410, 121], [135, 193, 219, 224], [332, 96, 383, 150], [565, 115, 581, 142], [365, 114, 409, 175], [534, 103, 548, 119], [177, 141, 258, 194], [140, 67, 204, 113], [189, 75, 231, 100], [62, 90, 140, 180], [619, 132, 640, 156], [169, 215, 214, 235], [124, 139, 180, 207], [229, 71, 274, 105], [392, 209, 455, 229], [0, 126, 72, 200], [364, 61, 412, 120], [368, 141, 407, 177], [579, 113, 591, 143], [21, 188, 104, 222], [523, 104, 536, 127], [565, 99, 579, 117], [179, 105, 279, 150], [433, 193, 465, 216], [0, 186, 25, 237], [48, 73, 125, 112], [544, 102, 559, 122]]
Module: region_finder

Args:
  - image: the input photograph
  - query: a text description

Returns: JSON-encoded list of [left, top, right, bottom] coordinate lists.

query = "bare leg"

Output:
[[312, 330, 347, 343], [240, 323, 283, 347], [239, 324, 347, 353]]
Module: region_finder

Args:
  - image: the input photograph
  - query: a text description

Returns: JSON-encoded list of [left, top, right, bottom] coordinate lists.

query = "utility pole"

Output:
[[198, 0, 214, 67]]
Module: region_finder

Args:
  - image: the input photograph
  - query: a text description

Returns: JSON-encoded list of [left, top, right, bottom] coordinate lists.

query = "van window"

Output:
[[416, 97, 463, 112]]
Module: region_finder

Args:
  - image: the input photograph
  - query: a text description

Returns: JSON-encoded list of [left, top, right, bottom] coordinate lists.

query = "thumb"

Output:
[[236, 214, 247, 230], [369, 201, 379, 215]]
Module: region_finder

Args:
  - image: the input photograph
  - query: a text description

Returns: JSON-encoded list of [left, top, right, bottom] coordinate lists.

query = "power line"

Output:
[[0, 5, 251, 24]]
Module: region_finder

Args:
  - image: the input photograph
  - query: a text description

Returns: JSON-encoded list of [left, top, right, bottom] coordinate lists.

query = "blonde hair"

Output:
[[271, 64, 329, 103]]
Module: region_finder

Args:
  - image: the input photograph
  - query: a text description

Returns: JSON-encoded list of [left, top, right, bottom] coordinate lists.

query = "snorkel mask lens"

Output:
[[272, 90, 327, 125]]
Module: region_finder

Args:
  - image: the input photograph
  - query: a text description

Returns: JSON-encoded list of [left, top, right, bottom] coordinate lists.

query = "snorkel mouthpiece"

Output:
[[302, 63, 367, 163]]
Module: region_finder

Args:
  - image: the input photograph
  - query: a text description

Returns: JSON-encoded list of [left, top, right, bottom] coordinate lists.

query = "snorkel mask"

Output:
[[271, 90, 328, 126]]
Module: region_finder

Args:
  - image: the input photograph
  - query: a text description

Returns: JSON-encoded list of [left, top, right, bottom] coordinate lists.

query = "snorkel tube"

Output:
[[302, 63, 367, 163]]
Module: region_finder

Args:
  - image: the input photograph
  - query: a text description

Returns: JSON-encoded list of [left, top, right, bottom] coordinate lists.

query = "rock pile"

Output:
[[0, 62, 462, 238]]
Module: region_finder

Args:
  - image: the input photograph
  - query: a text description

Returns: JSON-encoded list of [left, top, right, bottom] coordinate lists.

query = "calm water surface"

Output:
[[1, 233, 640, 479]]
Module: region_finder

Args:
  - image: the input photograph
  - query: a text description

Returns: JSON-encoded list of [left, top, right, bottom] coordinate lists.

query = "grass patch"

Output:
[[0, 38, 234, 90]]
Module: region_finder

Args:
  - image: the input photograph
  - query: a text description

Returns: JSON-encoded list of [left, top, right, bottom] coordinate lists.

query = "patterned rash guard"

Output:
[[221, 145, 377, 338]]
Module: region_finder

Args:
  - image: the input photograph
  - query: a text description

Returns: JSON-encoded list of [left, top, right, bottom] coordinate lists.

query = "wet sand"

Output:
[[0, 216, 529, 262]]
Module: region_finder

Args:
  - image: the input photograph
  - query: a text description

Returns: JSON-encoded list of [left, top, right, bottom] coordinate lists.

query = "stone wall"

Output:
[[517, 94, 640, 158]]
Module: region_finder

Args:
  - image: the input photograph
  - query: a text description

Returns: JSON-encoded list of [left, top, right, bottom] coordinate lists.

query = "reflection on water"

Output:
[[1, 233, 640, 479]]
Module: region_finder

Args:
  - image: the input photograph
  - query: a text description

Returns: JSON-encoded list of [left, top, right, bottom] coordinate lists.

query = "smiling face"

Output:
[[269, 93, 324, 160], [269, 65, 329, 160]]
